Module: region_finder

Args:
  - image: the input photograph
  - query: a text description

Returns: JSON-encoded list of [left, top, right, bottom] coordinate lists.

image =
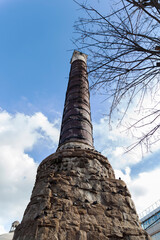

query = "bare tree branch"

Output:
[[73, 0, 160, 152]]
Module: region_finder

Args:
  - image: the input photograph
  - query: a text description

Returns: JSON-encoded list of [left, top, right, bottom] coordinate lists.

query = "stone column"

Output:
[[58, 50, 94, 149], [13, 51, 151, 240]]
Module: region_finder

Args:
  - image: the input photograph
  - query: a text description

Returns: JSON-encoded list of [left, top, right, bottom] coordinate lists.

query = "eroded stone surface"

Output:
[[13, 148, 151, 240]]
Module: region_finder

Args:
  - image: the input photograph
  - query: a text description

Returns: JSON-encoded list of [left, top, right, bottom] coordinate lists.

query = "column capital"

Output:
[[70, 50, 88, 64]]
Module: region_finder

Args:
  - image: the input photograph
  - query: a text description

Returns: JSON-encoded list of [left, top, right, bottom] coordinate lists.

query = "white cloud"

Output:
[[0, 225, 6, 235], [93, 116, 143, 169], [0, 111, 59, 151], [0, 110, 60, 234]]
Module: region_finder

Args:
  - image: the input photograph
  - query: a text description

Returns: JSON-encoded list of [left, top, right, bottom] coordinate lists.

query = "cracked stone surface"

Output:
[[13, 148, 151, 240]]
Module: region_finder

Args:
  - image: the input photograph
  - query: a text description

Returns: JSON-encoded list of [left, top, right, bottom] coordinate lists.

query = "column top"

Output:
[[70, 50, 88, 64]]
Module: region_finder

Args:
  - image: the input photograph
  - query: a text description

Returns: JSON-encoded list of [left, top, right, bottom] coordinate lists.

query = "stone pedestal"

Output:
[[13, 148, 151, 240]]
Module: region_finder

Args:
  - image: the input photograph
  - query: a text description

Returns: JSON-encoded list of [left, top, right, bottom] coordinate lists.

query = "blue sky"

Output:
[[0, 0, 160, 233], [0, 0, 73, 113]]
